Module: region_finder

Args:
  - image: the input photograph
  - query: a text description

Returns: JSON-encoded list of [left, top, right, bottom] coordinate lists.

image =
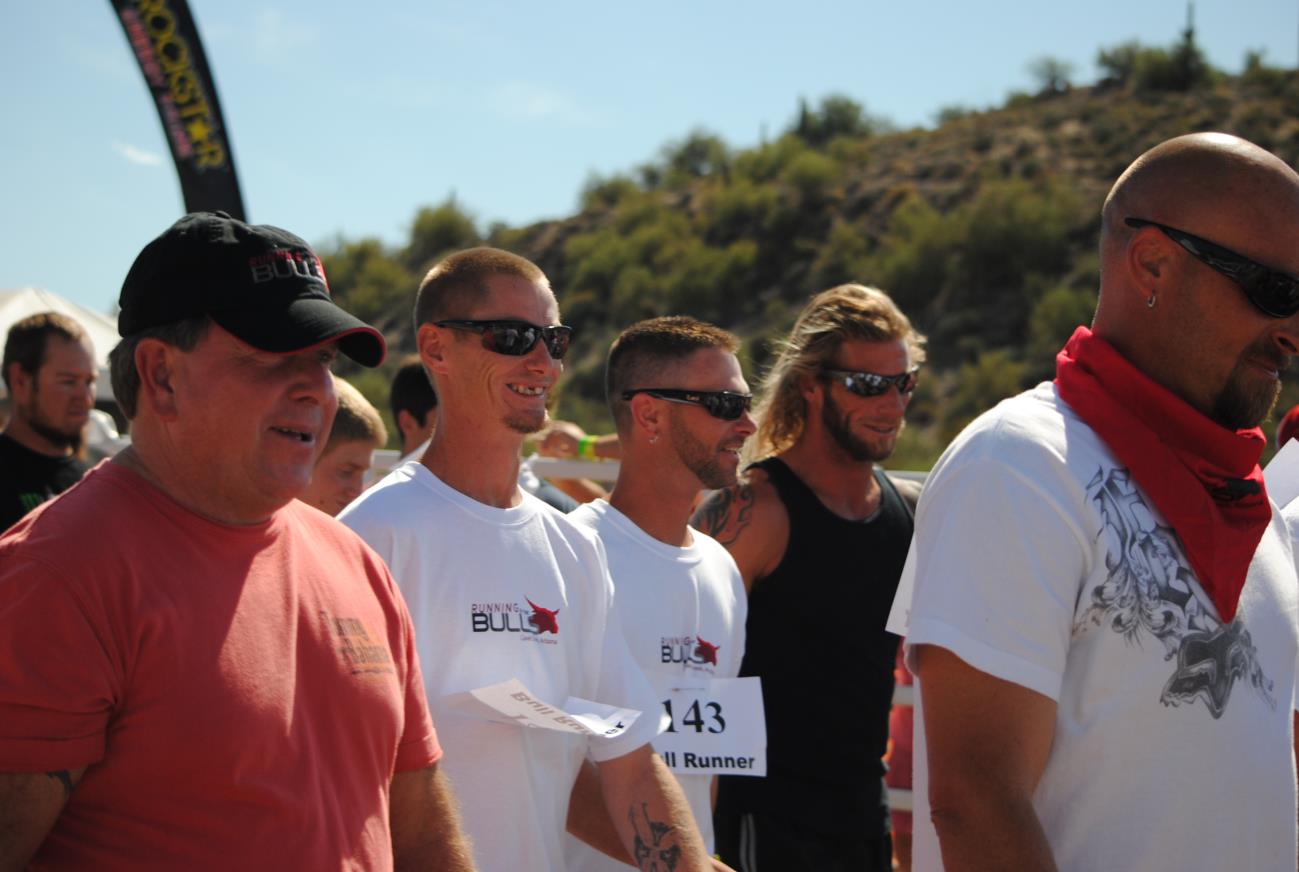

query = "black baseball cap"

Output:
[[118, 211, 386, 367]]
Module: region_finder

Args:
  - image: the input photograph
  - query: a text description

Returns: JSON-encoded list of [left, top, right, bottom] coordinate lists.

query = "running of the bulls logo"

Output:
[[470, 598, 561, 641], [526, 597, 560, 634], [693, 635, 719, 666], [661, 635, 718, 671]]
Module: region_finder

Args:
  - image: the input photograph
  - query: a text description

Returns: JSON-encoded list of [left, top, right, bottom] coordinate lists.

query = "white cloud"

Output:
[[490, 82, 595, 125], [111, 141, 164, 167]]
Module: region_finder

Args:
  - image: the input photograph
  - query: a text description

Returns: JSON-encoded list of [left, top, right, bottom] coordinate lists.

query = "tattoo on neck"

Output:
[[629, 802, 682, 871], [46, 770, 74, 796]]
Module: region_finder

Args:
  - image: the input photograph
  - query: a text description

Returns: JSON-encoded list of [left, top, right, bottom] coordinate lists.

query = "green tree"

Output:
[[580, 173, 641, 211], [1026, 284, 1098, 378], [781, 151, 839, 203], [403, 199, 480, 273], [870, 195, 954, 315], [1097, 40, 1141, 87], [1096, 30, 1217, 93], [320, 238, 416, 329], [808, 218, 872, 291], [942, 349, 1028, 441], [1028, 56, 1075, 95], [662, 130, 730, 181], [791, 94, 892, 147]]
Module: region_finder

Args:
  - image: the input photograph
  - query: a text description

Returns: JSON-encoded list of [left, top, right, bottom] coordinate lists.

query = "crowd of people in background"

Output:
[[3, 130, 1299, 872]]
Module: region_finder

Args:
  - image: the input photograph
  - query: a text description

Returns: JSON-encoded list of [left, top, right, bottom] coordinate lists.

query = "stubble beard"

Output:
[[668, 411, 738, 491], [23, 391, 83, 452], [506, 407, 549, 436], [821, 391, 898, 464]]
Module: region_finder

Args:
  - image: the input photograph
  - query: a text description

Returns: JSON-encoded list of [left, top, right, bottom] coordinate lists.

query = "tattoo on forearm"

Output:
[[629, 802, 682, 871], [692, 485, 754, 546], [46, 770, 73, 796]]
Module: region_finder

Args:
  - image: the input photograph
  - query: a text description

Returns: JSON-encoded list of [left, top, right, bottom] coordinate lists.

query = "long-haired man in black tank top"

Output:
[[693, 284, 924, 872]]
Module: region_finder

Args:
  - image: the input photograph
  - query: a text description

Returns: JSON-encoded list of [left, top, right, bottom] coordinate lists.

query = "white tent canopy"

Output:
[[0, 287, 120, 402]]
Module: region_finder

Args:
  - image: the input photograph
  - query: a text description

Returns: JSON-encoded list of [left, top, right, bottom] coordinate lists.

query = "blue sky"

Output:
[[3, 1, 1296, 317]]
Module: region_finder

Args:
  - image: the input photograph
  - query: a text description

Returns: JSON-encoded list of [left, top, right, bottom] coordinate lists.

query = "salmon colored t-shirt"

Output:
[[0, 461, 441, 870]]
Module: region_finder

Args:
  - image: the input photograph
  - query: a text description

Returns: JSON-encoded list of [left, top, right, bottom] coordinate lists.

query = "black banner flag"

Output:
[[110, 0, 246, 219]]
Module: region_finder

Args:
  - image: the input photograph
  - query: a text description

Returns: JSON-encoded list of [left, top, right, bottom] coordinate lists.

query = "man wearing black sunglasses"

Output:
[[565, 317, 754, 871], [695, 283, 925, 872], [899, 133, 1299, 872], [341, 248, 714, 871]]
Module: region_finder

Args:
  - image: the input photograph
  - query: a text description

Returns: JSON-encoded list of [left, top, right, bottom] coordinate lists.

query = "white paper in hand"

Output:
[[442, 678, 641, 738]]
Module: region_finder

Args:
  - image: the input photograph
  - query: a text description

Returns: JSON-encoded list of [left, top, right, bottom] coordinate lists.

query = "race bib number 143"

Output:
[[649, 675, 766, 777]]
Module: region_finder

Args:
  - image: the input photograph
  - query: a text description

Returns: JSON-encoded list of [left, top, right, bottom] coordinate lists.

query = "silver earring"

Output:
[[1147, 293, 1156, 309], [648, 433, 659, 445]]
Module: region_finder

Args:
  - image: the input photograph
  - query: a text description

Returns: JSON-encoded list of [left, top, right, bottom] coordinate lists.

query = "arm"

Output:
[[0, 767, 84, 870], [536, 422, 622, 461], [389, 763, 475, 872], [597, 745, 712, 872], [568, 758, 635, 864], [914, 644, 1058, 872], [533, 421, 616, 504], [690, 472, 787, 592]]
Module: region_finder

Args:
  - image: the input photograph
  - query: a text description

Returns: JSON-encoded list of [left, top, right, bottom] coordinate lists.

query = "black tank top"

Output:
[[725, 457, 912, 828]]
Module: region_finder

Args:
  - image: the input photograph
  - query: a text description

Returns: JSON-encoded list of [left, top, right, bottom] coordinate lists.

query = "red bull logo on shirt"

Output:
[[470, 598, 560, 644], [660, 635, 718, 671]]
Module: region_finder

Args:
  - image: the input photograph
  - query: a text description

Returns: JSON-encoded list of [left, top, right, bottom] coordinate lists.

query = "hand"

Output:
[[710, 859, 738, 872], [538, 420, 586, 458]]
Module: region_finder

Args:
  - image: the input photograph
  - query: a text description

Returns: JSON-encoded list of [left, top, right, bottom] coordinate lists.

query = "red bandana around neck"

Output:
[[1054, 326, 1270, 624]]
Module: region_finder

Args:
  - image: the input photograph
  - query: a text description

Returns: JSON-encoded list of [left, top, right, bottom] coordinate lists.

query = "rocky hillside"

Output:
[[325, 45, 1299, 468]]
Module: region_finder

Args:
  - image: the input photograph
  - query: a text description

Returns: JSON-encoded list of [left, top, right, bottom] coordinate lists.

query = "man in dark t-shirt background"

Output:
[[694, 283, 924, 872], [0, 312, 95, 530]]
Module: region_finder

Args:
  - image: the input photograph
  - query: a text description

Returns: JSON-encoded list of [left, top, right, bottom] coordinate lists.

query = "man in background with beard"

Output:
[[0, 312, 96, 530], [694, 284, 924, 871]]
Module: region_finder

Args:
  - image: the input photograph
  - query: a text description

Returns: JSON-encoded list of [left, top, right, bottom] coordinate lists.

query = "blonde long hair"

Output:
[[747, 284, 926, 463]]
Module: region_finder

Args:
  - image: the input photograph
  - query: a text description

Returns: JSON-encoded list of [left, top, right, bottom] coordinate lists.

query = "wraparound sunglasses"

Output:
[[1126, 217, 1299, 318], [435, 319, 573, 359], [821, 368, 920, 397], [621, 388, 753, 420]]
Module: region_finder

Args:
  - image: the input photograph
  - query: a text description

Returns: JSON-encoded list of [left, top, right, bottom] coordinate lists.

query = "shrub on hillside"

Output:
[[404, 200, 480, 274], [320, 238, 418, 328]]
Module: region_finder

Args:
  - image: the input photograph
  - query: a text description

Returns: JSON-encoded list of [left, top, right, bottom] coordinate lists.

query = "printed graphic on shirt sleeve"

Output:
[[1075, 466, 1275, 719]]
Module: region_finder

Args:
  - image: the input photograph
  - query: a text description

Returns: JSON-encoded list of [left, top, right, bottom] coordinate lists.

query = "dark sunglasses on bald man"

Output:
[[822, 367, 920, 397], [621, 388, 753, 421], [435, 319, 574, 359], [1125, 217, 1299, 319]]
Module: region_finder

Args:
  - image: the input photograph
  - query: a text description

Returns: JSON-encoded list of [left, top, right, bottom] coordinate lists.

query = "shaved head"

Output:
[[1101, 133, 1299, 281], [1094, 133, 1299, 427]]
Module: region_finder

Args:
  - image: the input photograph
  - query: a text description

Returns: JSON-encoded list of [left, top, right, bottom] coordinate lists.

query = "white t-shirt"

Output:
[[564, 500, 746, 869], [395, 440, 565, 502], [340, 463, 661, 872], [899, 382, 1299, 872]]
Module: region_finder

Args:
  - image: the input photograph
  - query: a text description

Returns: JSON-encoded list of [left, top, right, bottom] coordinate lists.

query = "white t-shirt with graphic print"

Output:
[[898, 381, 1299, 872], [564, 499, 746, 869], [340, 462, 661, 872]]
